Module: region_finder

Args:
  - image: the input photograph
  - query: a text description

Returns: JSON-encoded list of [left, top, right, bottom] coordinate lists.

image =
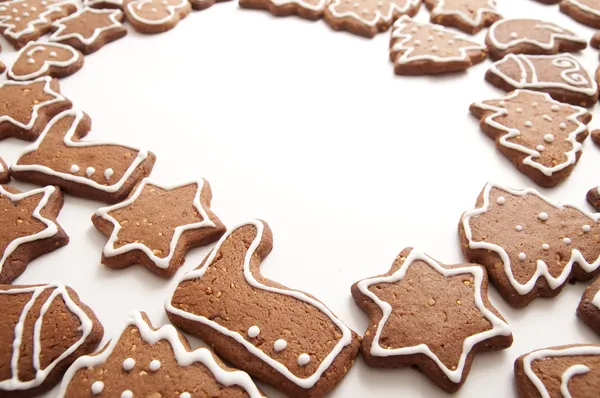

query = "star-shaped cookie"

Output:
[[0, 185, 69, 284], [50, 8, 127, 54], [352, 247, 512, 392], [92, 178, 226, 277], [424, 0, 502, 34], [0, 77, 72, 141]]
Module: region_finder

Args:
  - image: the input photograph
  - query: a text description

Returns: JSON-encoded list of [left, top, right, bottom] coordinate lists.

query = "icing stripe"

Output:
[[430, 0, 500, 27], [327, 0, 420, 28], [487, 19, 586, 51], [565, 0, 600, 17], [126, 0, 188, 25], [0, 0, 79, 40]]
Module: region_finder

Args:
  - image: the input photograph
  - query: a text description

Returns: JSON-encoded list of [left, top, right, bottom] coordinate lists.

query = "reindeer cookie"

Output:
[[166, 220, 361, 397], [560, 0, 600, 29], [124, 0, 191, 34], [11, 109, 156, 203], [424, 0, 502, 34], [8, 42, 83, 81]]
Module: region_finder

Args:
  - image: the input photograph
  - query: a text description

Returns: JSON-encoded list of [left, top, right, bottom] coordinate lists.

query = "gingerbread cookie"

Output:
[[92, 178, 226, 277], [0, 283, 103, 397], [323, 0, 420, 38], [239, 0, 328, 20], [11, 109, 156, 203], [560, 0, 600, 29], [515, 344, 600, 397], [389, 16, 487, 75], [8, 42, 83, 81], [84, 0, 124, 9], [486, 19, 587, 61], [460, 182, 600, 307], [578, 276, 600, 335], [0, 0, 78, 49], [0, 61, 5, 74], [587, 187, 600, 211], [59, 311, 265, 397], [0, 157, 10, 183], [0, 185, 69, 284], [470, 90, 591, 187], [486, 53, 598, 107], [50, 8, 127, 55], [592, 129, 600, 146], [591, 31, 600, 48], [166, 220, 361, 397], [352, 248, 512, 392], [124, 0, 191, 34], [424, 0, 502, 34], [0, 77, 71, 141]]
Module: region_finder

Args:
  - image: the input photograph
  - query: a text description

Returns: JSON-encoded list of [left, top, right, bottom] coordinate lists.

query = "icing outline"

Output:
[[8, 42, 81, 81], [50, 7, 124, 46], [487, 19, 586, 51], [429, 0, 500, 27], [326, 0, 420, 28], [126, 0, 188, 25], [0, 0, 79, 40], [564, 0, 600, 17]]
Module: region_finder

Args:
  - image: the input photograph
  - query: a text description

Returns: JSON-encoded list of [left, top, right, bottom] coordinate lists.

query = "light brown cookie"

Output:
[[8, 41, 83, 81], [352, 248, 512, 393], [92, 178, 226, 278], [0, 0, 78, 49], [424, 0, 502, 34], [578, 276, 600, 335], [389, 15, 487, 75], [560, 0, 600, 29], [0, 185, 69, 284], [323, 0, 420, 38], [11, 109, 156, 204], [84, 0, 124, 9], [486, 18, 587, 61], [59, 311, 265, 397], [166, 220, 361, 398], [460, 182, 600, 307], [470, 90, 591, 187], [124, 0, 191, 34], [239, 0, 328, 20], [486, 53, 599, 107], [0, 77, 71, 141], [0, 283, 104, 398], [49, 8, 127, 55], [0, 157, 10, 183], [515, 344, 600, 398]]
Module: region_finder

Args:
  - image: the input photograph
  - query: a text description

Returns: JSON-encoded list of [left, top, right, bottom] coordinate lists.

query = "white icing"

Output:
[[326, 0, 419, 26], [122, 357, 135, 371], [297, 353, 310, 366], [543, 134, 554, 143], [0, 0, 79, 39], [247, 326, 260, 338], [57, 311, 263, 397], [593, 290, 600, 310], [86, 166, 95, 177], [519, 253, 527, 261], [357, 248, 511, 383], [91, 380, 104, 394], [121, 390, 133, 398], [94, 179, 216, 269], [516, 225, 523, 231], [560, 364, 590, 398], [70, 164, 79, 173], [583, 225, 591, 233], [104, 168, 114, 180], [149, 359, 161, 371], [542, 243, 550, 250], [8, 42, 81, 81], [496, 196, 505, 205], [564, 0, 600, 17], [165, 220, 353, 389], [536, 145, 545, 152], [0, 283, 95, 390], [487, 19, 586, 51], [180, 393, 191, 398], [461, 182, 600, 295], [563, 238, 571, 244], [50, 8, 124, 46], [524, 121, 533, 127], [542, 114, 552, 121], [126, 0, 188, 25], [560, 122, 567, 129], [274, 339, 287, 352], [429, 0, 500, 28], [538, 212, 549, 221]]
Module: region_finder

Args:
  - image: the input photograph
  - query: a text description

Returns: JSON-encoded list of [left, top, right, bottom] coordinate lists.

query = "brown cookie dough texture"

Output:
[[460, 182, 600, 308], [486, 53, 599, 107], [470, 90, 591, 188], [0, 77, 72, 141], [59, 311, 265, 398], [239, 0, 329, 20], [578, 277, 600, 335], [124, 0, 191, 34], [389, 16, 487, 75], [323, 0, 420, 38], [424, 0, 502, 34], [586, 186, 600, 212], [0, 283, 104, 398], [0, 157, 10, 183], [166, 220, 361, 398], [0, 0, 78, 49], [92, 178, 226, 278], [84, 0, 124, 9], [49, 8, 127, 55], [486, 19, 587, 61], [592, 31, 600, 49], [11, 109, 156, 203], [0, 185, 69, 284], [515, 344, 600, 398], [560, 0, 600, 29], [8, 41, 83, 81], [351, 248, 512, 393]]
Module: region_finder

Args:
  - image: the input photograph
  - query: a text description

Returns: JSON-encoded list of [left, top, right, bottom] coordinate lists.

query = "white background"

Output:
[[1, 1, 600, 397]]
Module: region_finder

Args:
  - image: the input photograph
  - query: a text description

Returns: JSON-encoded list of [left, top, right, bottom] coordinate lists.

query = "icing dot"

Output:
[[543, 134, 554, 143], [70, 164, 79, 173], [524, 121, 533, 127], [536, 145, 545, 152], [121, 391, 133, 398], [447, 39, 454, 44], [583, 225, 591, 233], [247, 325, 260, 338], [49, 51, 57, 57], [431, 46, 439, 51], [14, 16, 20, 21], [91, 381, 104, 395], [496, 196, 505, 205], [298, 353, 310, 366], [151, 7, 157, 11], [411, 27, 418, 33], [104, 168, 114, 180], [22, 11, 29, 16], [518, 253, 526, 261], [510, 32, 518, 39], [559, 122, 567, 130], [274, 339, 287, 352], [532, 102, 538, 107], [41, 1, 47, 5], [12, 8, 18, 12], [180, 394, 191, 398], [542, 114, 552, 121], [499, 100, 506, 107], [516, 225, 523, 231], [563, 238, 571, 244], [516, 107, 523, 113], [86, 166, 95, 177], [362, 8, 369, 13], [0, 6, 5, 11], [31, 6, 37, 10], [551, 105, 560, 112], [123, 357, 135, 371], [413, 40, 420, 46], [27, 58, 35, 64], [542, 243, 550, 250], [149, 359, 161, 371], [538, 212, 549, 221], [427, 35, 434, 41], [376, 1, 383, 6], [353, 2, 358, 8]]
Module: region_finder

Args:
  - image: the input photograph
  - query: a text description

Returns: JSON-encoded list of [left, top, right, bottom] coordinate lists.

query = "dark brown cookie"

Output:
[[166, 220, 361, 397], [470, 90, 592, 187], [515, 344, 600, 397], [587, 186, 600, 211], [8, 42, 83, 81], [0, 283, 103, 398], [424, 0, 502, 34], [486, 18, 587, 61], [486, 53, 599, 107], [59, 311, 265, 397], [0, 77, 72, 141], [0, 157, 9, 183], [124, 0, 191, 34], [460, 182, 600, 307], [0, 185, 69, 284], [352, 247, 512, 393], [560, 0, 600, 29], [577, 277, 600, 335], [11, 109, 156, 204], [591, 31, 600, 49], [92, 178, 226, 278]]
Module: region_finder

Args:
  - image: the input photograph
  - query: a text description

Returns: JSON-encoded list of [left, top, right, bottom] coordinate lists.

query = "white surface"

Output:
[[0, 1, 599, 397]]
